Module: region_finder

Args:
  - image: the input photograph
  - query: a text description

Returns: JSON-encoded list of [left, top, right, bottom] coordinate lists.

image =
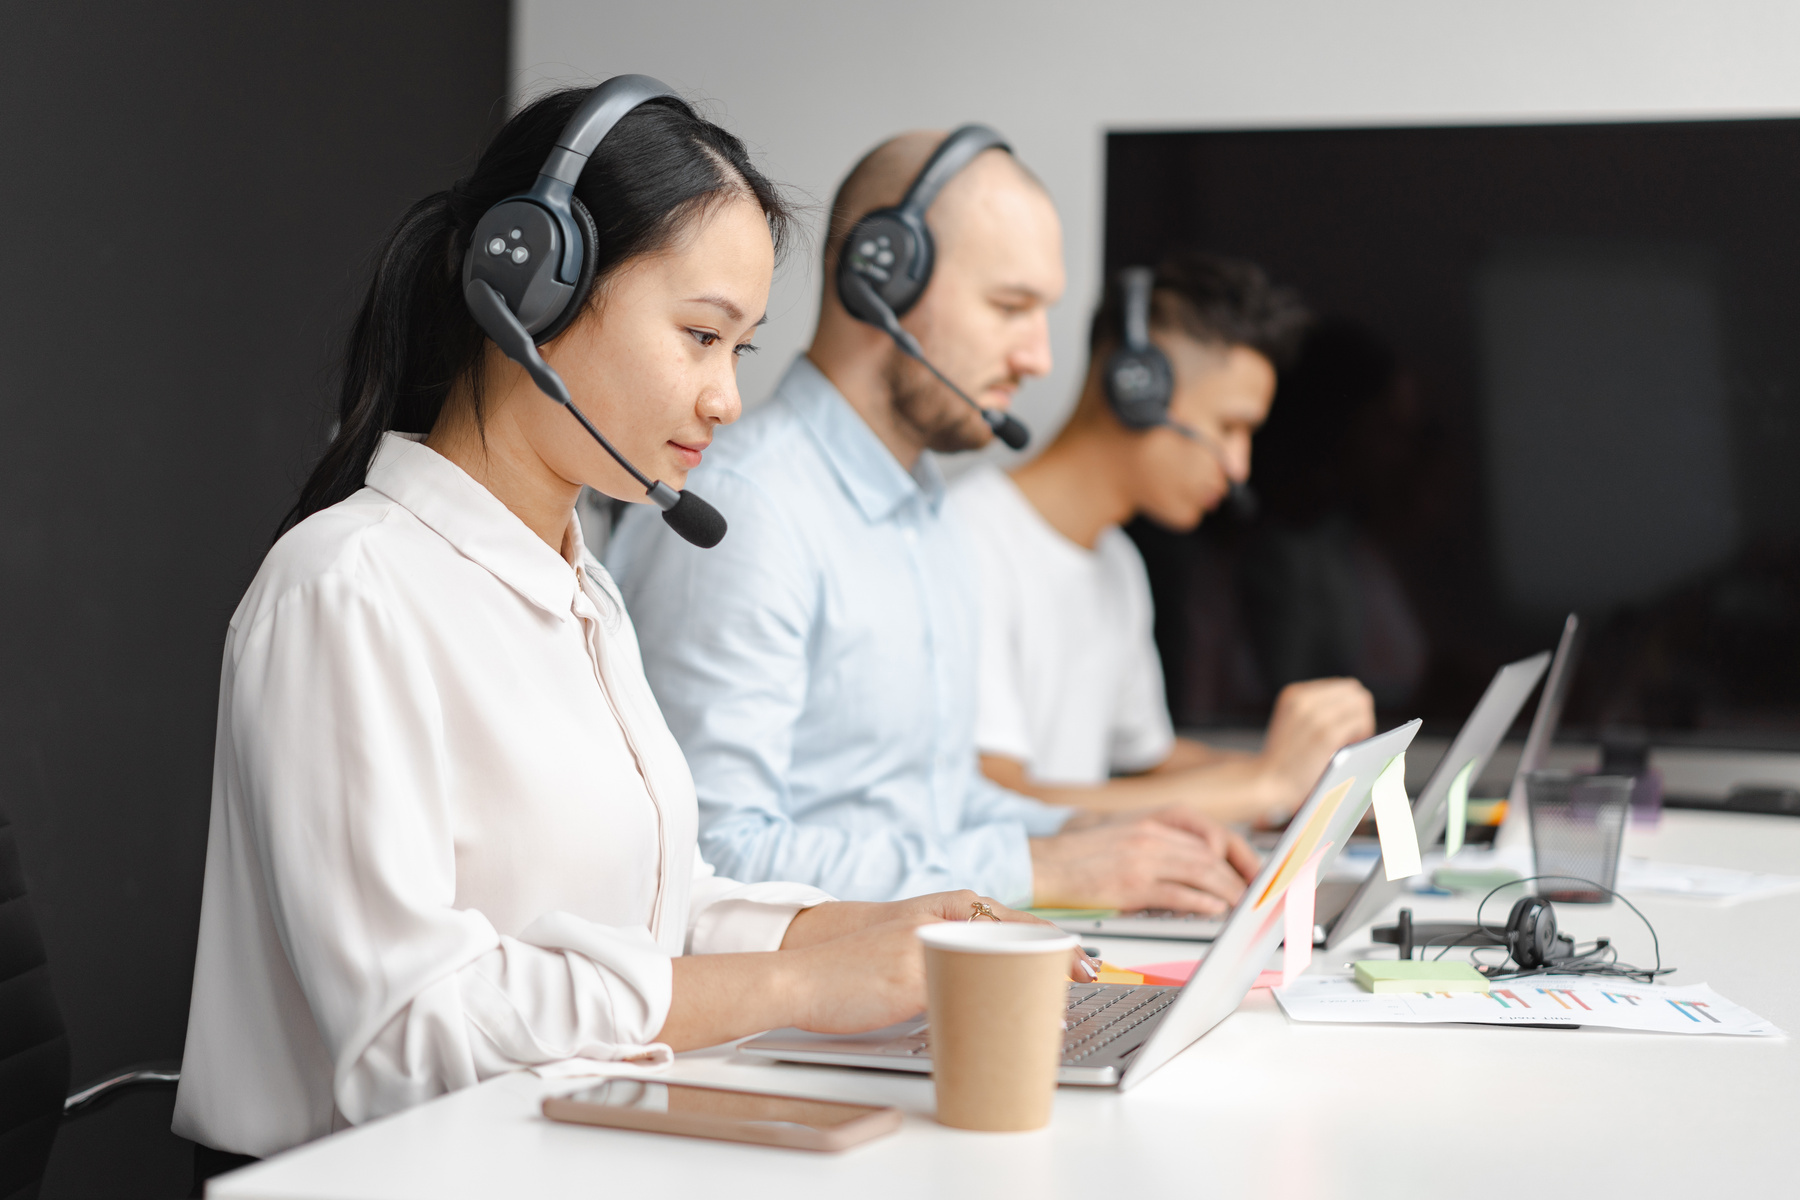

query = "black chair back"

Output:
[[0, 806, 70, 1200]]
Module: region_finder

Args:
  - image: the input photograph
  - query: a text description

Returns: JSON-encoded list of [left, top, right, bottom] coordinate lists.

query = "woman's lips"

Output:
[[669, 439, 707, 469]]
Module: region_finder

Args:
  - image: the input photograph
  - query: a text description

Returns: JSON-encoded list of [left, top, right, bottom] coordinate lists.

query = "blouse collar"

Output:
[[364, 432, 582, 617]]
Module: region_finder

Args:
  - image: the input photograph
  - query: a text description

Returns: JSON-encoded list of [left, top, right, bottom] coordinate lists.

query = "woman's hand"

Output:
[[781, 890, 1033, 947], [661, 893, 1095, 1050]]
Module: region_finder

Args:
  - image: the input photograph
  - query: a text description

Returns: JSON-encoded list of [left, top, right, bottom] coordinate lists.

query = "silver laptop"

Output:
[[1322, 641, 1563, 949], [1056, 649, 1556, 947], [741, 721, 1420, 1090], [1507, 613, 1582, 814]]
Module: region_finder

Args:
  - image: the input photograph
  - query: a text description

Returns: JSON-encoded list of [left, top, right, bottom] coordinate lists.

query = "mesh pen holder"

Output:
[[1526, 770, 1633, 903]]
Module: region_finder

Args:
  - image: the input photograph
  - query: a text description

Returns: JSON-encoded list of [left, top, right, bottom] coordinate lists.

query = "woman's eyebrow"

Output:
[[687, 294, 766, 326]]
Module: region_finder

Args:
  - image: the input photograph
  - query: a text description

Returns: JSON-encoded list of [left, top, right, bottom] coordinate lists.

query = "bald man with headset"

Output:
[[608, 128, 1257, 915]]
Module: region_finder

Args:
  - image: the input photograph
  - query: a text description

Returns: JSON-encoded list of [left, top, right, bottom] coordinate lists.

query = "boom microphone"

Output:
[[1163, 419, 1259, 521], [464, 278, 727, 548], [843, 274, 1031, 451]]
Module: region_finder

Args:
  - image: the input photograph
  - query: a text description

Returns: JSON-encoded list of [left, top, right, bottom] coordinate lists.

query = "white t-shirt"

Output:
[[950, 464, 1175, 785]]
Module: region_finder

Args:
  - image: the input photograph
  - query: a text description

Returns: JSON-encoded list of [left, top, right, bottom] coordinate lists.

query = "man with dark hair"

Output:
[[608, 138, 1258, 915], [952, 252, 1376, 822]]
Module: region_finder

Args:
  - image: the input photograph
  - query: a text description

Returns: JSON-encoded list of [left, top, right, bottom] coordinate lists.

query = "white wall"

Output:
[[514, 0, 1800, 452]]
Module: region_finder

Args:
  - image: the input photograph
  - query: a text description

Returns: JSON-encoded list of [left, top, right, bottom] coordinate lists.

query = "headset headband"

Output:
[[532, 74, 678, 282], [898, 124, 1011, 218], [1120, 265, 1155, 351]]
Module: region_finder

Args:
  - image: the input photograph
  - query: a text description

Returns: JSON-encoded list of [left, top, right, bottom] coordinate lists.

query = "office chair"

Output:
[[0, 806, 180, 1200]]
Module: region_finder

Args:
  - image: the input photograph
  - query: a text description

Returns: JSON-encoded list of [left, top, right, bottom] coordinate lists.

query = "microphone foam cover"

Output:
[[991, 411, 1031, 451], [1227, 481, 1260, 522], [661, 489, 728, 549]]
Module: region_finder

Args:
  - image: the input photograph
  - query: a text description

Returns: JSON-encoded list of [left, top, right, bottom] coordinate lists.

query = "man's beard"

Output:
[[884, 350, 994, 454]]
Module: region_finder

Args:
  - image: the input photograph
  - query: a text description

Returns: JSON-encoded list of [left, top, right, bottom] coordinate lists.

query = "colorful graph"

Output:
[[1601, 991, 1642, 1006], [1486, 989, 1531, 1009], [1668, 999, 1720, 1024], [1536, 988, 1592, 1011]]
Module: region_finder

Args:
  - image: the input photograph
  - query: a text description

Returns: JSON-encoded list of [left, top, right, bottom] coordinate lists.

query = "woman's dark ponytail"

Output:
[[279, 88, 792, 537]]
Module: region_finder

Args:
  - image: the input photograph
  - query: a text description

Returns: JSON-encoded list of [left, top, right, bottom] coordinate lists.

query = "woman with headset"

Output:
[[173, 83, 1069, 1166]]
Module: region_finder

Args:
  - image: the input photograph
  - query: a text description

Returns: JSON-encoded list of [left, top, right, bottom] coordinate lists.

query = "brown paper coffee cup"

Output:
[[917, 923, 1079, 1131]]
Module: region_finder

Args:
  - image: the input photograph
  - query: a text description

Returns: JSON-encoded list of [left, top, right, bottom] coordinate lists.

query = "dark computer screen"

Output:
[[1107, 118, 1800, 749]]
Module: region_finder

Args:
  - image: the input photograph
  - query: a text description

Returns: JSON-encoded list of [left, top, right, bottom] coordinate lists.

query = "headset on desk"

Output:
[[1402, 875, 1675, 984]]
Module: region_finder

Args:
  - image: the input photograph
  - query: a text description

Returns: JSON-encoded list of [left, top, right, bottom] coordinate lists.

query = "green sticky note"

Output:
[[1445, 760, 1476, 858], [1432, 865, 1523, 894], [1354, 960, 1491, 993]]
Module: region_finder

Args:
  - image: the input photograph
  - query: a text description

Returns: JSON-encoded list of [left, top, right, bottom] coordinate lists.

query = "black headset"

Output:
[[1103, 266, 1177, 431], [1503, 895, 1575, 970], [460, 74, 726, 549], [834, 125, 1031, 451], [1102, 264, 1259, 520]]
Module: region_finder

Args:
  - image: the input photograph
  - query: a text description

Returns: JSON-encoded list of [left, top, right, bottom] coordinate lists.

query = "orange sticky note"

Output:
[[1256, 779, 1354, 908], [1281, 843, 1331, 988]]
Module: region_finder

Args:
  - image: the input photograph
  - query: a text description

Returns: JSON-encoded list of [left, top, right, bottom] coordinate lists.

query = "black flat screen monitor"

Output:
[[1108, 117, 1800, 750]]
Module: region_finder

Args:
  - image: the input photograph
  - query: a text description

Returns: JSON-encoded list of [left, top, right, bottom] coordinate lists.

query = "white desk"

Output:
[[211, 810, 1800, 1199]]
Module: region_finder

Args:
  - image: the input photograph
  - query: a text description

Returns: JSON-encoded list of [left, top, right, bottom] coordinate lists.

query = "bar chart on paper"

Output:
[[1272, 976, 1781, 1036]]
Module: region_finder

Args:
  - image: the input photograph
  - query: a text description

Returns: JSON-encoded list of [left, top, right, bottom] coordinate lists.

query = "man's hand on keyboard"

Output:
[[1028, 809, 1260, 914]]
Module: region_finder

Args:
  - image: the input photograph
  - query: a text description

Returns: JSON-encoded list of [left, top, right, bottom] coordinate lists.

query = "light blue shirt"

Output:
[[606, 357, 1072, 906]]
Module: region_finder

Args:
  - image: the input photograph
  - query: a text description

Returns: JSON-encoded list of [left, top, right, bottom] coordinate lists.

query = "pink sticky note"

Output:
[[1253, 970, 1285, 989], [1281, 842, 1332, 988], [1128, 960, 1199, 986]]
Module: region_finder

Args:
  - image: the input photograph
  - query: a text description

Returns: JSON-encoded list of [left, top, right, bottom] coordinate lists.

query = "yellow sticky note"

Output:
[[1370, 753, 1422, 881], [1096, 965, 1145, 985], [1255, 779, 1353, 908], [1445, 760, 1476, 858]]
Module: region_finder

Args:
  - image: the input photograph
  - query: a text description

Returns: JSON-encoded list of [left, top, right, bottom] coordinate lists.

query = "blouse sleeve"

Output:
[[685, 856, 833, 956], [228, 569, 675, 1126]]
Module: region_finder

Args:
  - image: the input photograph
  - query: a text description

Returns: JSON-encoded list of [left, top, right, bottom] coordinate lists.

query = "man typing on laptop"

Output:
[[607, 133, 1257, 915], [952, 253, 1376, 826]]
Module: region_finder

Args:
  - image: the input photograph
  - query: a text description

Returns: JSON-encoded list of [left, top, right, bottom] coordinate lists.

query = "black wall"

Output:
[[0, 6, 508, 1195]]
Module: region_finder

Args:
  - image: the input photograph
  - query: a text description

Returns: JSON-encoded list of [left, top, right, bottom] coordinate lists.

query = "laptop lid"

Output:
[[1509, 613, 1582, 807], [1322, 650, 1550, 951], [1119, 720, 1420, 1091]]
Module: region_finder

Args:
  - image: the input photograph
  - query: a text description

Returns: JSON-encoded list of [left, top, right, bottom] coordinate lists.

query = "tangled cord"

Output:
[[1416, 874, 1675, 985]]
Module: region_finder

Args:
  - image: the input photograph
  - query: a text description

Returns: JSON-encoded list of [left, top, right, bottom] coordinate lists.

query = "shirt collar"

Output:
[[364, 432, 581, 616], [778, 355, 947, 523]]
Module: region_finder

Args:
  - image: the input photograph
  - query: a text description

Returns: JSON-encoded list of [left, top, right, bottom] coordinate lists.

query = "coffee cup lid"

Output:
[[916, 922, 1079, 955]]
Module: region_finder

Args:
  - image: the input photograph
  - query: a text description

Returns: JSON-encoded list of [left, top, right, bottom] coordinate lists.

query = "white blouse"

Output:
[[173, 433, 829, 1158]]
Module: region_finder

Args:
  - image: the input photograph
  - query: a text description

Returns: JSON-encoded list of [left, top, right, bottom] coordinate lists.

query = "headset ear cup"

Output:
[[1505, 896, 1554, 969], [1104, 345, 1175, 430], [836, 209, 931, 325], [533, 197, 600, 346]]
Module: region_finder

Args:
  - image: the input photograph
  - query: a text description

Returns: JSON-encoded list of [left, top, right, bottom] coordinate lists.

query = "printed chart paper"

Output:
[[1273, 974, 1781, 1037]]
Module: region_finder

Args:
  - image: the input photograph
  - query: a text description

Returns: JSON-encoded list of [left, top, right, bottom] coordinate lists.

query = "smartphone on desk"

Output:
[[542, 1079, 902, 1151]]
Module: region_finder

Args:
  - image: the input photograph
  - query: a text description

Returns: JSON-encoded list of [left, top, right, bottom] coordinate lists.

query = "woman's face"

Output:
[[523, 194, 774, 501]]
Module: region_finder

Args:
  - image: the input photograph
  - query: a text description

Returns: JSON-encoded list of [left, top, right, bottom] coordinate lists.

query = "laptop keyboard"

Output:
[[1061, 984, 1177, 1061], [878, 984, 1177, 1064]]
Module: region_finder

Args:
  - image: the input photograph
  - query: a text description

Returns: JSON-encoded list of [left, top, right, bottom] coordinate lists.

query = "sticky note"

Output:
[[1127, 961, 1199, 987], [1353, 960, 1491, 993], [1255, 778, 1353, 908], [1281, 846, 1329, 987], [1096, 964, 1145, 985], [1370, 753, 1422, 881], [1445, 760, 1476, 858]]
